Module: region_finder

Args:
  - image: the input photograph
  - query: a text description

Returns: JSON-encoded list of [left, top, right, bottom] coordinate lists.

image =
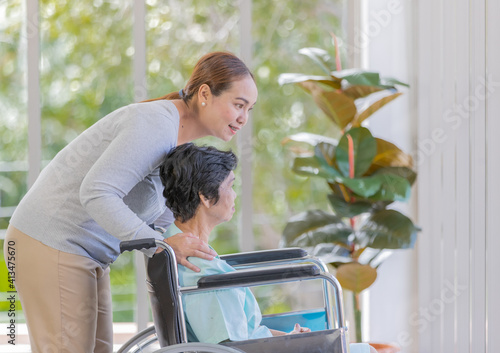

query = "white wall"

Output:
[[364, 0, 418, 351], [415, 0, 500, 352], [364, 2, 500, 352]]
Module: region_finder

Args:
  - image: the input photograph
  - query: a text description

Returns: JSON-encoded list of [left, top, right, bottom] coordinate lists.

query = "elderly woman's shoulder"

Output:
[[178, 254, 235, 286]]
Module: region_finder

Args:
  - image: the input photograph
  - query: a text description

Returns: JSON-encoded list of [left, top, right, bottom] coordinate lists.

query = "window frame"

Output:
[[18, 0, 364, 331]]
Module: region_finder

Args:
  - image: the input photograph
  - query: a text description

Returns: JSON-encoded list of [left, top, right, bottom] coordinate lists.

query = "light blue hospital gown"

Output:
[[164, 224, 272, 343], [163, 225, 377, 352]]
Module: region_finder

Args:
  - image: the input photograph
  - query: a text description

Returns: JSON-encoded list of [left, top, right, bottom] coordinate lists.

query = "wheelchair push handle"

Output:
[[120, 238, 157, 253]]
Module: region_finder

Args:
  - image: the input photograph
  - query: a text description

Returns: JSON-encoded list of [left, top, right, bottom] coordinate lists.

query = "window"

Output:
[[0, 0, 346, 330], [146, 0, 242, 254], [251, 0, 344, 249], [0, 0, 28, 322]]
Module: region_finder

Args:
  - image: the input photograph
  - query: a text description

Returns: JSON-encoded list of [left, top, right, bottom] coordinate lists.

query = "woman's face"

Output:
[[208, 171, 237, 224], [202, 75, 258, 142]]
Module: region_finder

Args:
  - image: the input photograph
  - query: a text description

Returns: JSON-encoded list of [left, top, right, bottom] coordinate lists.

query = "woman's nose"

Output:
[[237, 110, 249, 126]]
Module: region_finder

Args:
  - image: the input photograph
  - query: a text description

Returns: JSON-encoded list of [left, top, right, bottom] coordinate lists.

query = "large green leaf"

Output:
[[299, 81, 357, 129], [336, 127, 377, 177], [292, 156, 341, 180], [342, 85, 385, 99], [358, 209, 418, 249], [336, 263, 378, 293], [364, 138, 414, 175], [282, 210, 351, 245], [331, 69, 382, 86], [366, 173, 411, 202], [332, 69, 408, 89], [278, 73, 341, 89], [337, 171, 410, 202], [290, 223, 352, 248], [312, 244, 353, 265], [298, 47, 336, 75], [315, 142, 338, 168], [372, 166, 417, 186], [291, 156, 322, 177], [327, 194, 373, 218], [352, 92, 403, 127], [380, 76, 410, 88], [282, 132, 338, 148], [341, 175, 382, 198]]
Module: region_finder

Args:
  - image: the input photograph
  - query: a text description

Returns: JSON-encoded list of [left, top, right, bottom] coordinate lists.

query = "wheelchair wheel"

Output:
[[117, 327, 243, 353], [153, 342, 244, 353], [117, 325, 160, 353]]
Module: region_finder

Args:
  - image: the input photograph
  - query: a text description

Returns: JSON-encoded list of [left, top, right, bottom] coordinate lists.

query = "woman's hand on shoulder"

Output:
[[163, 233, 217, 272]]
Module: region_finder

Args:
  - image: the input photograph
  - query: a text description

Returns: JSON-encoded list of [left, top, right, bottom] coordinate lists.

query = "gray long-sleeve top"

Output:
[[10, 100, 179, 267]]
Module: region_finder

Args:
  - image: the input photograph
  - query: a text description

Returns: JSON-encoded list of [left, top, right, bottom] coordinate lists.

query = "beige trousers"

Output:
[[4, 226, 113, 353]]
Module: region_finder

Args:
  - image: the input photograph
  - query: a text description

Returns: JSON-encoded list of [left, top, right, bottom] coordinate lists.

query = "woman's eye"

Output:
[[235, 104, 243, 109]]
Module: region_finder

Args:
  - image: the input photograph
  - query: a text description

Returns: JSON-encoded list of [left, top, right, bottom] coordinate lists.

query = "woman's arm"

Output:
[[154, 211, 216, 272], [157, 233, 216, 272], [80, 103, 176, 246]]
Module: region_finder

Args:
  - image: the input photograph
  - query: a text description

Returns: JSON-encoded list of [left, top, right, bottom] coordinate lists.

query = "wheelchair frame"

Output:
[[117, 238, 349, 353]]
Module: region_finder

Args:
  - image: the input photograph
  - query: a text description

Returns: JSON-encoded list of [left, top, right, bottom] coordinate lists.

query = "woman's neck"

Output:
[[172, 100, 207, 145], [174, 216, 214, 244]]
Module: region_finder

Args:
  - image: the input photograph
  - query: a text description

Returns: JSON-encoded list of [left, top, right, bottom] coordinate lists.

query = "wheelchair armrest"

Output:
[[219, 248, 308, 266], [196, 263, 320, 289]]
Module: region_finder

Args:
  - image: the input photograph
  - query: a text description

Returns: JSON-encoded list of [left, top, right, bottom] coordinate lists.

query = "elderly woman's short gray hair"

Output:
[[160, 143, 237, 222]]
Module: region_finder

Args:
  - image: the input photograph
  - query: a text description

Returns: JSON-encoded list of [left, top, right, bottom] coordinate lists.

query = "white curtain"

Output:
[[416, 0, 500, 352]]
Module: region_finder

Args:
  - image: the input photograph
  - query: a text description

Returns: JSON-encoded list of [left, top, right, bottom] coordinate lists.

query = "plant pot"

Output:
[[368, 342, 400, 353]]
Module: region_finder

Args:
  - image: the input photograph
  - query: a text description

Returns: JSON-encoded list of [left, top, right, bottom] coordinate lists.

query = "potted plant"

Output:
[[278, 36, 418, 349]]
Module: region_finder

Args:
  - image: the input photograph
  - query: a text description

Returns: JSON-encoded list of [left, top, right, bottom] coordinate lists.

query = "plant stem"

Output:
[[330, 32, 342, 71], [347, 134, 355, 178], [353, 292, 363, 342]]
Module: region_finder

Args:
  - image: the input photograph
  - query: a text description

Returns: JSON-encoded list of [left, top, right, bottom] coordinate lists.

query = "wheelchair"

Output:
[[117, 237, 349, 353]]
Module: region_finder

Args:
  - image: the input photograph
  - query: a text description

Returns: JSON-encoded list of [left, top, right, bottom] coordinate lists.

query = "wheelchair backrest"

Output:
[[145, 251, 183, 347]]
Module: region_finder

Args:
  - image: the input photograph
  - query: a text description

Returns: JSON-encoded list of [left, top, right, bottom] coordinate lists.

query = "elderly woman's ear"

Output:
[[199, 193, 212, 209]]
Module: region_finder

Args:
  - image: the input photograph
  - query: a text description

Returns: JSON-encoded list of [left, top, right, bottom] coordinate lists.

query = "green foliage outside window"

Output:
[[0, 0, 343, 322]]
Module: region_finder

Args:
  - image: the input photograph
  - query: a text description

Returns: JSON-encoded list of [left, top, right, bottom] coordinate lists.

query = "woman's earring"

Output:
[[201, 102, 206, 107]]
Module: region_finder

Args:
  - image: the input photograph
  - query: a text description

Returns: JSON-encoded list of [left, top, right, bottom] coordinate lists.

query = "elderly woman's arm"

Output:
[[269, 324, 311, 336]]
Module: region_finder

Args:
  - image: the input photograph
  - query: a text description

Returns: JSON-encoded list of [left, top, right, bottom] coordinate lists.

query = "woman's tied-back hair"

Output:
[[160, 143, 238, 223], [143, 52, 254, 102]]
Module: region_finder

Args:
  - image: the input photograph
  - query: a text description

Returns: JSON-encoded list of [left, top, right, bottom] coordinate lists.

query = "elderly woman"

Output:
[[160, 143, 379, 353], [159, 143, 310, 344]]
